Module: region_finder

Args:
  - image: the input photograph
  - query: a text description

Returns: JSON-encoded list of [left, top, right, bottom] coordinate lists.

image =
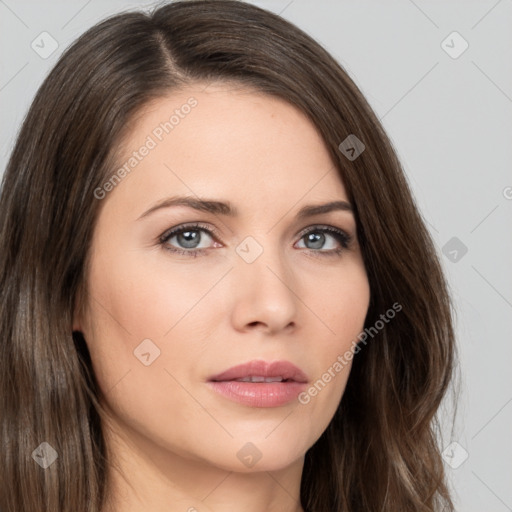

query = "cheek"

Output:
[[82, 251, 219, 444], [294, 263, 369, 415], [90, 248, 228, 336], [306, 258, 370, 349], [83, 249, 232, 384]]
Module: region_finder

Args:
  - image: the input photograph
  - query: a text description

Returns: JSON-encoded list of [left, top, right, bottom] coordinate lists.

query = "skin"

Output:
[[75, 82, 370, 512]]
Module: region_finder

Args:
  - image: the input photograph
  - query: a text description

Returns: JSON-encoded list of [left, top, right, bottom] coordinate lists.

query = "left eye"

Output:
[[296, 229, 348, 251]]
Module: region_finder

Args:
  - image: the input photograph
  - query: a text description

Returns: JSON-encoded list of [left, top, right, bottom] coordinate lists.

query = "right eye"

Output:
[[159, 222, 221, 257]]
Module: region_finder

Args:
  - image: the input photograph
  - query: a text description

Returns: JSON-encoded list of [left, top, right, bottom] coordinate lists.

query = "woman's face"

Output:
[[77, 83, 370, 473]]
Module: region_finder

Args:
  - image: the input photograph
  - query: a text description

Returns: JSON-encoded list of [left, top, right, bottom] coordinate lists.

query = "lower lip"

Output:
[[208, 381, 307, 407]]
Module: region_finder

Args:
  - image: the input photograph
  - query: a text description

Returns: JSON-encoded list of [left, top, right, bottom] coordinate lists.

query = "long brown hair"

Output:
[[0, 1, 459, 510]]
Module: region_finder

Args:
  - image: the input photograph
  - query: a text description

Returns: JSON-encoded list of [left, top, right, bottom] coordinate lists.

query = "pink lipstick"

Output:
[[207, 360, 308, 407]]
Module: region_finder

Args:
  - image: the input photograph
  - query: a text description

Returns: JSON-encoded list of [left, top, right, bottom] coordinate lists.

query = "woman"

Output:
[[0, 1, 458, 511]]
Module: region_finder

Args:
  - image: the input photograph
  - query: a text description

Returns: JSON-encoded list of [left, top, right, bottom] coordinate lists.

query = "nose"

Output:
[[229, 243, 299, 335]]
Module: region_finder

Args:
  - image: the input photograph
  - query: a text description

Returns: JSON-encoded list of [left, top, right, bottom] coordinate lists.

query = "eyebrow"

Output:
[[137, 196, 353, 220]]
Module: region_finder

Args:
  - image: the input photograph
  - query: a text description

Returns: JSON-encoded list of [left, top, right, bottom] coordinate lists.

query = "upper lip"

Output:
[[208, 360, 309, 383]]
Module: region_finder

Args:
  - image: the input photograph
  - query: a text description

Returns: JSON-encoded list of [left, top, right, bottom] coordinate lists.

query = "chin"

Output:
[[204, 435, 311, 474]]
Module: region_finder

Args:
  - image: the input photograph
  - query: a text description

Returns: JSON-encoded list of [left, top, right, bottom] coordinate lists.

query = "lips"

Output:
[[207, 360, 309, 408], [208, 360, 309, 384]]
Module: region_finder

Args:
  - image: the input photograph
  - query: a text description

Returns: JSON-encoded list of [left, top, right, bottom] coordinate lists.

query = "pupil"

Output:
[[178, 230, 200, 249]]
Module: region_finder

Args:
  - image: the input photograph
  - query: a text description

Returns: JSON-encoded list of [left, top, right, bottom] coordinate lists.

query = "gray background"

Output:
[[1, 1, 511, 510]]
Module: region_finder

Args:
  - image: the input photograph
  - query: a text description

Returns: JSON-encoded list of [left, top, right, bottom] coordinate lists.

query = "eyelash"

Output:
[[158, 222, 353, 259], [159, 223, 352, 258]]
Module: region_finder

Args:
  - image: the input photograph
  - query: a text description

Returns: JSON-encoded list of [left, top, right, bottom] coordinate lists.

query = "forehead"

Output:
[[106, 82, 350, 217]]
